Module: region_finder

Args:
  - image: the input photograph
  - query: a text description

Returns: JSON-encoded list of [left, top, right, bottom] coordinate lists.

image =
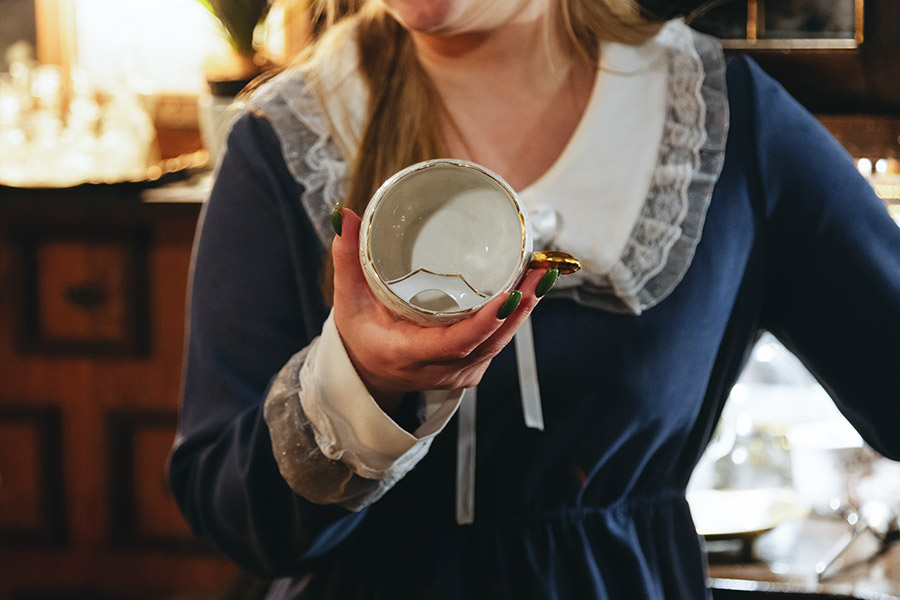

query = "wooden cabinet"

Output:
[[0, 182, 245, 599]]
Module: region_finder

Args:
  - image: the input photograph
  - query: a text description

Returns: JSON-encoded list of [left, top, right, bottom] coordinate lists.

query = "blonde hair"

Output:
[[301, 0, 662, 299]]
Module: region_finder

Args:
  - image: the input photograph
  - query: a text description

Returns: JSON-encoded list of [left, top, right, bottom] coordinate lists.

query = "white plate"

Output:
[[688, 487, 811, 540]]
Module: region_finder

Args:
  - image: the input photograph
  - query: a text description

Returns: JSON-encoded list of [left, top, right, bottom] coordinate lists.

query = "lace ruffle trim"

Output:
[[246, 22, 729, 316], [247, 73, 351, 249], [554, 26, 729, 314], [263, 341, 430, 511]]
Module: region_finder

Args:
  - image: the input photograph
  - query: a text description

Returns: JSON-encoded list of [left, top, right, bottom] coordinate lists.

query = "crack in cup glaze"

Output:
[[359, 159, 579, 326]]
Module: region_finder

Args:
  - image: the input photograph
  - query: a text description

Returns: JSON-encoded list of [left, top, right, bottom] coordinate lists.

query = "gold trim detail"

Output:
[[529, 251, 582, 275], [856, 0, 865, 45], [747, 0, 758, 43], [720, 0, 863, 51], [385, 269, 488, 298], [720, 39, 859, 50]]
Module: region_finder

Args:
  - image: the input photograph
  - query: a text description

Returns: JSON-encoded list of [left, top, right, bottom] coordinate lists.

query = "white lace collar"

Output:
[[247, 19, 728, 315], [522, 19, 730, 314], [516, 22, 672, 288]]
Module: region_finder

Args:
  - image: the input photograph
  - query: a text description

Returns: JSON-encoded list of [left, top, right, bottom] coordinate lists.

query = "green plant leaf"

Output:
[[203, 0, 271, 56]]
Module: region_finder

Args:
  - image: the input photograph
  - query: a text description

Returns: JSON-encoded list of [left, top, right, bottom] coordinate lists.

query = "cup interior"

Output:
[[368, 162, 525, 313]]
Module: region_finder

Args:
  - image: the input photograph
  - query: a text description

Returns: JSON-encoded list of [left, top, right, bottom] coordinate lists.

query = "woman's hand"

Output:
[[331, 208, 551, 414]]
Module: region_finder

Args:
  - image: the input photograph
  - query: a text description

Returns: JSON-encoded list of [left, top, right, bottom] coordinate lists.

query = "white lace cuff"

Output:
[[302, 311, 462, 479], [263, 311, 462, 510]]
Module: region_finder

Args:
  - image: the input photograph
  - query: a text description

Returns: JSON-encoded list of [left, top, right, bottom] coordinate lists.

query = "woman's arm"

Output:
[[742, 57, 900, 458], [168, 111, 370, 577], [169, 97, 552, 576]]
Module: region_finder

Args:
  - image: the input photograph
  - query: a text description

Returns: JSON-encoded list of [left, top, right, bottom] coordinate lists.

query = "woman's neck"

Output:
[[409, 18, 596, 190], [410, 16, 579, 99]]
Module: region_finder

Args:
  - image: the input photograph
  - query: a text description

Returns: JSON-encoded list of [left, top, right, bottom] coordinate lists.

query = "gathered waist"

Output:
[[283, 488, 709, 599], [373, 489, 690, 527]]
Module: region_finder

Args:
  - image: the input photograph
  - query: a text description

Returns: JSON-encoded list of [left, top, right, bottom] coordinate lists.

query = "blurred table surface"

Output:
[[707, 514, 900, 599]]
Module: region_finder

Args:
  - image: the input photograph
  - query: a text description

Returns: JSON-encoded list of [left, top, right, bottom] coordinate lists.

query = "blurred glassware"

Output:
[[786, 419, 865, 516], [690, 334, 874, 506], [691, 332, 900, 575], [690, 333, 837, 494], [0, 42, 159, 187], [815, 489, 900, 582]]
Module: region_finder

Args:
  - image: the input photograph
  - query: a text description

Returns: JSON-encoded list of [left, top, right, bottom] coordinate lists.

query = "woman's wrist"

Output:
[[342, 347, 407, 414]]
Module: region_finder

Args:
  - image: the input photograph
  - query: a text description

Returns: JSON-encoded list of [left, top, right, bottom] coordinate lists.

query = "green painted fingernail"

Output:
[[497, 290, 522, 320], [331, 205, 343, 236], [535, 268, 559, 298]]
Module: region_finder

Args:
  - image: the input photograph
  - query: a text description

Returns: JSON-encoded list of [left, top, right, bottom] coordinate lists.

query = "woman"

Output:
[[169, 0, 900, 598]]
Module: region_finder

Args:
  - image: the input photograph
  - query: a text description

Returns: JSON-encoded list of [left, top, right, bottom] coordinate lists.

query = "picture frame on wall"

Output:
[[692, 0, 864, 49], [106, 409, 213, 553], [0, 403, 66, 547], [12, 224, 151, 357]]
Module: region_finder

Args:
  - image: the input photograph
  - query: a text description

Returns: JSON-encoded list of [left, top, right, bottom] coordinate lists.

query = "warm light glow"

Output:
[[889, 204, 900, 226], [730, 446, 749, 465], [754, 343, 775, 363], [263, 3, 288, 64], [729, 383, 748, 404], [735, 413, 753, 437], [73, 0, 230, 93], [877, 185, 900, 201], [857, 158, 872, 176]]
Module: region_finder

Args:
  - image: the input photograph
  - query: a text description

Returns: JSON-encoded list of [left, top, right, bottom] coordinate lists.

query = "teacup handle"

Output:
[[528, 250, 581, 274]]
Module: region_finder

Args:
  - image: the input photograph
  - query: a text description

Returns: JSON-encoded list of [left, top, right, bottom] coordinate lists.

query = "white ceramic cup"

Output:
[[359, 159, 579, 326], [787, 419, 864, 515]]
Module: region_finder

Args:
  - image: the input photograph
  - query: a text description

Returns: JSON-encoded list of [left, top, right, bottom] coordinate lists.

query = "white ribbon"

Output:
[[455, 387, 477, 525], [455, 321, 544, 525], [515, 317, 545, 431]]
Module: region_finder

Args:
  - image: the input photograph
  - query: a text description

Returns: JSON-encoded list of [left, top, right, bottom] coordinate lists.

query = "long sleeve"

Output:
[[168, 111, 368, 577], [739, 57, 900, 458], [169, 105, 464, 578], [264, 312, 462, 509]]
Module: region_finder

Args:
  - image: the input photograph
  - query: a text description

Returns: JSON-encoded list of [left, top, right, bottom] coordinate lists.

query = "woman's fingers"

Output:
[[463, 267, 547, 362], [423, 267, 548, 363], [406, 268, 546, 386], [423, 288, 521, 360], [330, 206, 552, 393], [332, 207, 385, 322], [331, 207, 362, 286]]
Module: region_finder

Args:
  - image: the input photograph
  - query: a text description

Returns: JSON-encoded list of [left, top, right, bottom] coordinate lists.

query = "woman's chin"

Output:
[[383, 0, 456, 33]]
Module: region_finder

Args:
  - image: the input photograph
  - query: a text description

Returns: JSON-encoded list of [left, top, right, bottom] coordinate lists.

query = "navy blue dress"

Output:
[[169, 55, 900, 599]]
